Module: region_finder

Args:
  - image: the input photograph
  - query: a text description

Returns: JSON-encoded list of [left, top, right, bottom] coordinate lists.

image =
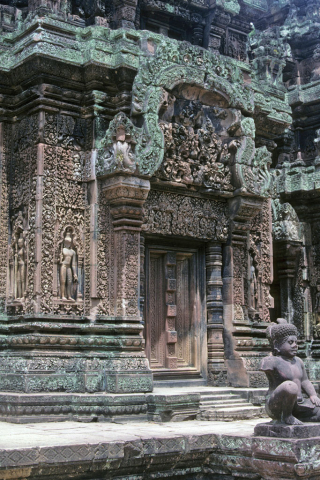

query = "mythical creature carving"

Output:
[[248, 26, 289, 86], [142, 190, 228, 241], [97, 113, 141, 176], [231, 118, 272, 196], [272, 199, 300, 241]]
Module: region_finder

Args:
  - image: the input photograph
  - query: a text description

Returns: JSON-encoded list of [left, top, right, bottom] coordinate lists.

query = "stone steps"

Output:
[[200, 405, 266, 421], [200, 398, 249, 407], [198, 390, 266, 421]]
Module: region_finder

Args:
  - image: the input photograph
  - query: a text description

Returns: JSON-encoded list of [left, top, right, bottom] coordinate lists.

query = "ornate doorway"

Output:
[[145, 244, 206, 381]]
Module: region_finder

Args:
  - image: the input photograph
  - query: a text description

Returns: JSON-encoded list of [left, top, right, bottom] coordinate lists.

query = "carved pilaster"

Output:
[[96, 174, 153, 393], [206, 242, 224, 383], [101, 175, 150, 319]]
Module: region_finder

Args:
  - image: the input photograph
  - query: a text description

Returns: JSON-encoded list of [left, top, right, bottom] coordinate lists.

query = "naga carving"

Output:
[[231, 117, 272, 196], [96, 112, 143, 176]]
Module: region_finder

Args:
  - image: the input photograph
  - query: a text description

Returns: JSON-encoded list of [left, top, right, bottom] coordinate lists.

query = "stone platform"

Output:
[[0, 386, 267, 423], [2, 417, 320, 479]]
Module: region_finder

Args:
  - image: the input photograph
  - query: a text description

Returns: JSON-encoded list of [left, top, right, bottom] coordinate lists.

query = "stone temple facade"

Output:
[[0, 0, 319, 421]]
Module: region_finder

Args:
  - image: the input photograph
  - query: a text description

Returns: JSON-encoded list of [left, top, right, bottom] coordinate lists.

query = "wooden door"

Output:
[[145, 245, 206, 380]]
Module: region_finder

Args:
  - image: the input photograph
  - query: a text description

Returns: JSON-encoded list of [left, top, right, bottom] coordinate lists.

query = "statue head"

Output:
[[64, 228, 73, 248], [266, 318, 298, 355], [17, 237, 24, 248]]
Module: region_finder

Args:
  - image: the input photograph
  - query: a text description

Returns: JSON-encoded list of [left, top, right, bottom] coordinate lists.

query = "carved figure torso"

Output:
[[261, 355, 304, 401], [61, 247, 76, 267]]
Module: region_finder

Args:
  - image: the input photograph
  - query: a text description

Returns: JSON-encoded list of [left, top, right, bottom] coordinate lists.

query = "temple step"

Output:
[[200, 405, 266, 421], [197, 390, 266, 421]]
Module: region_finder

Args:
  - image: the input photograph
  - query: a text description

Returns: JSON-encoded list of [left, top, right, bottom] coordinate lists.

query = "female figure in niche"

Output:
[[15, 236, 26, 300], [60, 228, 78, 302], [261, 318, 320, 425]]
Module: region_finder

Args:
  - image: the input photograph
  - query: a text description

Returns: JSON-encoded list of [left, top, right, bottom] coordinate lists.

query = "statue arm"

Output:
[[71, 251, 78, 282], [260, 356, 275, 372]]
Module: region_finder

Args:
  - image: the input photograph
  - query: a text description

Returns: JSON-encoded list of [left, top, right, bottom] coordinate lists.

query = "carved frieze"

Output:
[[142, 190, 228, 241]]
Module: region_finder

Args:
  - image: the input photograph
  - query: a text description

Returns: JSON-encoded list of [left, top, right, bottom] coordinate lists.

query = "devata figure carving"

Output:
[[15, 237, 26, 300], [59, 228, 78, 302], [261, 318, 320, 425]]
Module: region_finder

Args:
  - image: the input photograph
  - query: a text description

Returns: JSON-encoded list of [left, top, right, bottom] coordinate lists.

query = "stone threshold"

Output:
[[1, 418, 320, 480]]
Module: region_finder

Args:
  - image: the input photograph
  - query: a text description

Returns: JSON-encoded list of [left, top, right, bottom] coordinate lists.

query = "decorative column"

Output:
[[206, 242, 224, 384]]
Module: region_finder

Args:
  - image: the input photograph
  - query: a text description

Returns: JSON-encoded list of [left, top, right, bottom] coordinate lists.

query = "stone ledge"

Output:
[[254, 421, 320, 438]]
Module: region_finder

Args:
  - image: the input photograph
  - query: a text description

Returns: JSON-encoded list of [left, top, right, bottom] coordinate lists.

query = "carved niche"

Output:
[[53, 222, 84, 312]]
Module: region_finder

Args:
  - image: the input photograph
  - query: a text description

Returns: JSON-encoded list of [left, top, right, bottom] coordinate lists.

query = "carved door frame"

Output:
[[144, 241, 207, 381]]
